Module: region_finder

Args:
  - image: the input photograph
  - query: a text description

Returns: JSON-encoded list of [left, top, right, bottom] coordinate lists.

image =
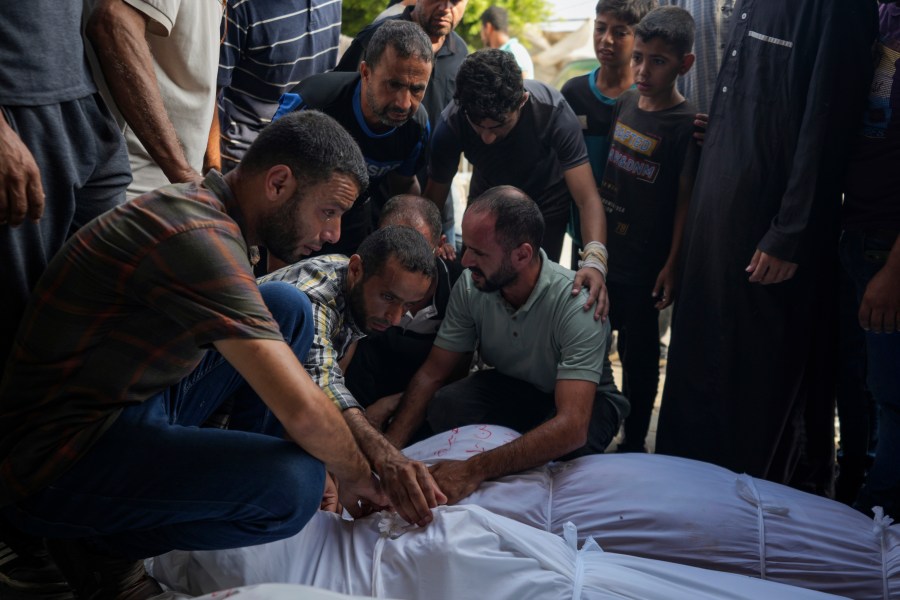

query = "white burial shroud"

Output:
[[150, 425, 898, 599], [404, 425, 900, 600], [151, 503, 842, 600]]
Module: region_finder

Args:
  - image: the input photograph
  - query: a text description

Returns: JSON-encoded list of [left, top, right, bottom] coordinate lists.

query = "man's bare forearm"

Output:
[[384, 369, 442, 449], [87, 1, 200, 183], [468, 414, 586, 481], [344, 407, 445, 526], [344, 408, 405, 471]]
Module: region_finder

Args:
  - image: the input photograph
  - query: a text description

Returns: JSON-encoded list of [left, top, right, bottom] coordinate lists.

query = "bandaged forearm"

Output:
[[578, 241, 608, 279]]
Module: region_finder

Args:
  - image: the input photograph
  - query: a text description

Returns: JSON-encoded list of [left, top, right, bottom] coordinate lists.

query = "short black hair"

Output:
[[480, 6, 509, 32], [365, 19, 434, 71], [240, 110, 368, 192], [634, 6, 694, 57], [357, 224, 437, 282], [595, 0, 657, 26], [379, 195, 442, 246], [466, 185, 543, 256], [454, 49, 525, 122]]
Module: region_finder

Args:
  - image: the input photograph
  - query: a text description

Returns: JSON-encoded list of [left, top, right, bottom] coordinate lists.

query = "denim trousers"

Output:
[[2, 282, 324, 559], [839, 230, 900, 518]]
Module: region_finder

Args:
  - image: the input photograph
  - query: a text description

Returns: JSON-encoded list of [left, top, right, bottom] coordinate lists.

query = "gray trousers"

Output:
[[0, 94, 131, 366]]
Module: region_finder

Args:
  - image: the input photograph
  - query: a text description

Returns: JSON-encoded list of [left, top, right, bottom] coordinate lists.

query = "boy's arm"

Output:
[[653, 137, 699, 310], [653, 171, 693, 310], [858, 234, 900, 334], [86, 0, 203, 185]]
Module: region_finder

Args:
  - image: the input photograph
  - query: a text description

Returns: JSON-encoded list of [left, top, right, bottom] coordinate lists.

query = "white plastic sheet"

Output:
[[403, 425, 900, 599]]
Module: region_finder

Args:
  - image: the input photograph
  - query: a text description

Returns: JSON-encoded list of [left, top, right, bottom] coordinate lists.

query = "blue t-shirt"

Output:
[[560, 66, 631, 244]]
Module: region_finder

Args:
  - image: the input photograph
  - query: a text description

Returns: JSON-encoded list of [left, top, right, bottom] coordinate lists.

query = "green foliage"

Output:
[[340, 0, 552, 50], [456, 0, 551, 49], [341, 3, 384, 39]]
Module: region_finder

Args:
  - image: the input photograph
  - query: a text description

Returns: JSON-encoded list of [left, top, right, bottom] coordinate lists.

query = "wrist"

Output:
[[578, 260, 607, 279], [578, 241, 609, 278], [465, 452, 491, 483]]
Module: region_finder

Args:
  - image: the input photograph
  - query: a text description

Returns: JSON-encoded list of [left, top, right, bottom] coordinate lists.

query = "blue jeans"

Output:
[[2, 282, 323, 559], [840, 230, 900, 518]]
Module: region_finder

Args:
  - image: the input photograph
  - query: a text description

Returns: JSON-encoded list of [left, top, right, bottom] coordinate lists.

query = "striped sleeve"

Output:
[[303, 300, 362, 411]]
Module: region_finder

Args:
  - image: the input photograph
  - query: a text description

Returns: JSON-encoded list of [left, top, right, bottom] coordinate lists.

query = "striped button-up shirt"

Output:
[[260, 255, 366, 411]]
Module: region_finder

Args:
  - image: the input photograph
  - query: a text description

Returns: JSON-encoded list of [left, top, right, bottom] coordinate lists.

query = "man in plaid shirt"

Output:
[[262, 224, 448, 529], [0, 111, 386, 599]]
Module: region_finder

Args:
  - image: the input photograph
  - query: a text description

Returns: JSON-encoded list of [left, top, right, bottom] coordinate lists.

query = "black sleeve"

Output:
[[336, 22, 380, 72]]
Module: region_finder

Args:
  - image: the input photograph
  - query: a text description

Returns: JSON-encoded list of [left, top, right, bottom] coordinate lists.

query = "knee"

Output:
[[427, 385, 461, 434], [258, 282, 314, 358], [265, 451, 326, 537]]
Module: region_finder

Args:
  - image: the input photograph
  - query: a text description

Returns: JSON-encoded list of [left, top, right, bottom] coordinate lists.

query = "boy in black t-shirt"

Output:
[[599, 6, 697, 452], [561, 0, 657, 268]]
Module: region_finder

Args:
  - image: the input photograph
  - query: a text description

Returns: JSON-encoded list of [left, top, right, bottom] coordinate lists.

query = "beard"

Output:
[[470, 258, 517, 293], [365, 85, 413, 128], [349, 280, 390, 335], [258, 189, 308, 265]]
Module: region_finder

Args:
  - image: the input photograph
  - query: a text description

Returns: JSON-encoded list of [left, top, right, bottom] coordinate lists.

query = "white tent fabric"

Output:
[[403, 425, 900, 600], [150, 504, 841, 600]]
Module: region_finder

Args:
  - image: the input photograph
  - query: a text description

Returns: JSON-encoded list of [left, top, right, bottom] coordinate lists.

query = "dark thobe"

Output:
[[656, 0, 877, 491]]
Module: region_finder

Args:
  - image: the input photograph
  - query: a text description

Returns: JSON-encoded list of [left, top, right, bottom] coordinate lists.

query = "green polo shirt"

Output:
[[436, 250, 611, 394]]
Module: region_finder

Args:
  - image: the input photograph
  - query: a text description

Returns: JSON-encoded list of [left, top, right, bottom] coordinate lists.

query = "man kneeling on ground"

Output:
[[344, 195, 465, 431], [0, 111, 386, 599], [261, 223, 451, 527], [385, 185, 628, 503]]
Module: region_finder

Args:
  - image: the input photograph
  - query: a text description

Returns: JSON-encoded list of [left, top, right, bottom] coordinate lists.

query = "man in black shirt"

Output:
[[337, 0, 470, 248], [274, 20, 432, 260], [656, 0, 877, 492], [337, 0, 468, 134], [426, 50, 611, 319]]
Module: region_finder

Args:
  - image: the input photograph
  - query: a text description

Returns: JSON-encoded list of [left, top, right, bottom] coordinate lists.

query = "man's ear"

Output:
[[359, 60, 370, 80], [511, 242, 534, 268], [679, 53, 696, 75], [347, 253, 365, 286], [264, 165, 293, 201]]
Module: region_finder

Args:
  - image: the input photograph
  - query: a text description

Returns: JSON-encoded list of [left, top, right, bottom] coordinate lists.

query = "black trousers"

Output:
[[427, 368, 622, 458], [607, 281, 661, 451]]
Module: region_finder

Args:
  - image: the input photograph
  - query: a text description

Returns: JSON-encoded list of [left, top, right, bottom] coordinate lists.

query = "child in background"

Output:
[[599, 5, 698, 452], [562, 0, 658, 269]]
